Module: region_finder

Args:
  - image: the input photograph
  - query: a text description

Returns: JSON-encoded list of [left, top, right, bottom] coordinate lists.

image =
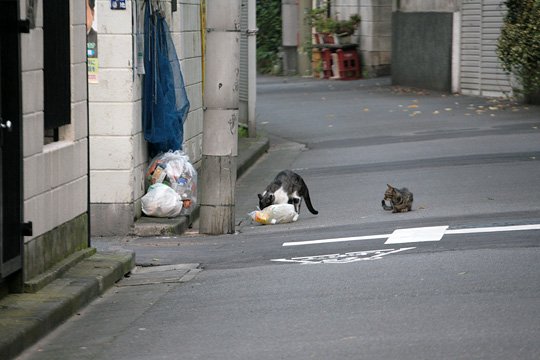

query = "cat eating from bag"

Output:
[[381, 184, 413, 213], [258, 170, 318, 215]]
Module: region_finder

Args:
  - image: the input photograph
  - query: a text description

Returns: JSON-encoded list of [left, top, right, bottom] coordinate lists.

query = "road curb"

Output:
[[0, 250, 135, 360]]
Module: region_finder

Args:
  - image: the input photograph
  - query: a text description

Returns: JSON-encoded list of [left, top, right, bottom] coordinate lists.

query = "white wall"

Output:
[[21, 0, 89, 242], [89, 0, 203, 235], [170, 0, 204, 168]]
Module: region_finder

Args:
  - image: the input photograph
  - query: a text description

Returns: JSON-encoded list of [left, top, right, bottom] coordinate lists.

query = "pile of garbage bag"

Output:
[[142, 150, 197, 217]]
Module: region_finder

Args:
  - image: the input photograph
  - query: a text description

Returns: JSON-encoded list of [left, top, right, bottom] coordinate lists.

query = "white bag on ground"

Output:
[[141, 183, 183, 217], [249, 204, 299, 225]]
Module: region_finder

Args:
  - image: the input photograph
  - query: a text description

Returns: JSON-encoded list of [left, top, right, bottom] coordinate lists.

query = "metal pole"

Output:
[[199, 0, 241, 234]]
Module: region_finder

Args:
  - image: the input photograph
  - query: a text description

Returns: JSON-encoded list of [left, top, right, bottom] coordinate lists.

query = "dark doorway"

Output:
[[0, 0, 24, 290]]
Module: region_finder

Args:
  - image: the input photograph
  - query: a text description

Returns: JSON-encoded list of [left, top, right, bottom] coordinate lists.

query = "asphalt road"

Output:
[[18, 76, 540, 360]]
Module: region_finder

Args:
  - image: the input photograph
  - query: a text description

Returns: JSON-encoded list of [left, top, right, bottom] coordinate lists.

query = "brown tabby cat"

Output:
[[381, 184, 413, 213]]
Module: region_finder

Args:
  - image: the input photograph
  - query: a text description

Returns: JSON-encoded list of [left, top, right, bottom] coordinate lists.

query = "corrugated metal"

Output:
[[239, 0, 248, 103], [460, 0, 512, 97]]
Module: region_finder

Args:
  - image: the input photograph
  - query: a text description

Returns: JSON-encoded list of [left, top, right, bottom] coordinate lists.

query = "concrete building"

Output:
[[1, 0, 247, 290], [284, 0, 515, 98], [1, 0, 90, 291], [89, 0, 204, 236], [391, 0, 512, 97]]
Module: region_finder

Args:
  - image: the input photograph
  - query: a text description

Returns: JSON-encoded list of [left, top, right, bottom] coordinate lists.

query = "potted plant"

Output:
[[308, 6, 360, 45], [329, 14, 360, 44]]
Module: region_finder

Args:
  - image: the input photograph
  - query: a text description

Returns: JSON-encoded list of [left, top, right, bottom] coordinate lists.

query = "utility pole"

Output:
[[199, 0, 241, 234]]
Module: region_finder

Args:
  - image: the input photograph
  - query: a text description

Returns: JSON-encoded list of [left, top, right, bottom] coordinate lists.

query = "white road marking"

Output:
[[282, 234, 390, 247], [445, 224, 540, 235], [281, 223, 540, 247], [385, 226, 448, 244], [271, 247, 416, 265]]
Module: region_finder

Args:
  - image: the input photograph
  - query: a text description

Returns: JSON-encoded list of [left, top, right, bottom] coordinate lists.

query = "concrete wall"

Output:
[[89, 0, 203, 236], [20, 0, 89, 280]]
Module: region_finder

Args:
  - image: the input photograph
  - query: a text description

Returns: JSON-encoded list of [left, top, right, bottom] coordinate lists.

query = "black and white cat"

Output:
[[258, 170, 318, 215]]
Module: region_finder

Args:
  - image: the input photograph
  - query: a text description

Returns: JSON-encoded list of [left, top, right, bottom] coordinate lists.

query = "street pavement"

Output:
[[17, 76, 540, 360]]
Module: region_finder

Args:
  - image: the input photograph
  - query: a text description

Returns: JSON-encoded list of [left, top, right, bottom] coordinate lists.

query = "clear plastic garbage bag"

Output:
[[142, 183, 183, 217], [249, 204, 299, 225], [145, 150, 197, 215]]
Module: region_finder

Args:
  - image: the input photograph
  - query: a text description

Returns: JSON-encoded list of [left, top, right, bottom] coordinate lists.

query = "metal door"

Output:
[[0, 0, 24, 283]]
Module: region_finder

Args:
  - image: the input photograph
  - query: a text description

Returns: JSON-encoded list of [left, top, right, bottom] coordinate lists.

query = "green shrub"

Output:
[[497, 0, 540, 100], [256, 0, 282, 74]]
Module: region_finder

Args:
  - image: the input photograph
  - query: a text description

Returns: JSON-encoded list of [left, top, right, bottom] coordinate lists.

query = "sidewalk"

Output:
[[0, 135, 269, 360], [0, 250, 135, 359]]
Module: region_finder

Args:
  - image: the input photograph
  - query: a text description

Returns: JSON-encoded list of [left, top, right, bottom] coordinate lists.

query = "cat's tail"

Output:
[[381, 199, 393, 211], [302, 185, 319, 215]]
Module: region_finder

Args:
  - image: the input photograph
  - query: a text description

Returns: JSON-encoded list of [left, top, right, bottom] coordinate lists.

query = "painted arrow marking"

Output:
[[271, 247, 416, 265], [282, 223, 540, 247]]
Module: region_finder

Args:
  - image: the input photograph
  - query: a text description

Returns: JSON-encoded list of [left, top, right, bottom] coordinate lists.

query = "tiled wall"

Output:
[[172, 1, 204, 167], [20, 0, 90, 278]]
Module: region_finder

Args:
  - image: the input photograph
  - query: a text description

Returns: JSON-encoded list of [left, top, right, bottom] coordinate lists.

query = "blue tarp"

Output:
[[143, 2, 190, 156]]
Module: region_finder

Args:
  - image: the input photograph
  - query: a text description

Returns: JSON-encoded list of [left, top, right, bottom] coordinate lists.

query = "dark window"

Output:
[[43, 0, 71, 139]]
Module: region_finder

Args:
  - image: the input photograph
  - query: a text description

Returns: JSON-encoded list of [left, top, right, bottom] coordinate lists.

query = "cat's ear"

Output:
[[387, 184, 393, 189], [269, 194, 275, 202], [258, 193, 263, 200]]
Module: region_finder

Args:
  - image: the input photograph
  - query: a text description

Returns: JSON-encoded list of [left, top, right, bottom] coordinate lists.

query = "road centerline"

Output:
[[282, 234, 390, 247], [445, 224, 540, 234]]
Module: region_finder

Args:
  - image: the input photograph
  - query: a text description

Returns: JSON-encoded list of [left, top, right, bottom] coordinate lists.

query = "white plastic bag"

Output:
[[141, 183, 183, 217], [249, 204, 299, 225]]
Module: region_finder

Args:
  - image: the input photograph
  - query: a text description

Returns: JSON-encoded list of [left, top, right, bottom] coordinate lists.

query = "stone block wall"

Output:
[[20, 0, 90, 281], [89, 0, 203, 235], [332, 0, 392, 77]]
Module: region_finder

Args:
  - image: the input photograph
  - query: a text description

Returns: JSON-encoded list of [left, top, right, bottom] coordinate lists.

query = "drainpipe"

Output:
[[247, 0, 257, 138]]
